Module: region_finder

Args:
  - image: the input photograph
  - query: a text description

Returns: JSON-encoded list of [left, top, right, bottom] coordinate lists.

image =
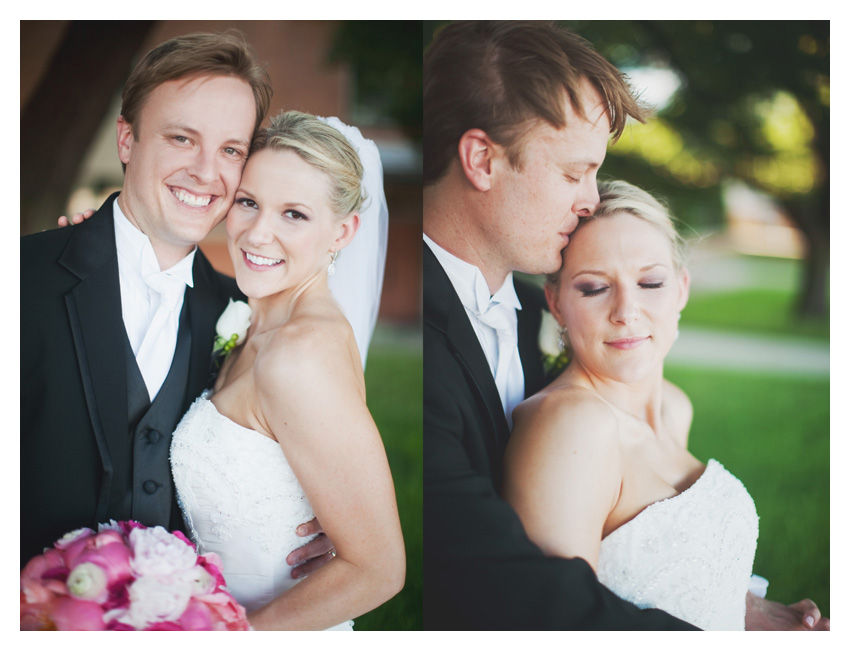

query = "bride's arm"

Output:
[[502, 392, 621, 572], [248, 323, 405, 630]]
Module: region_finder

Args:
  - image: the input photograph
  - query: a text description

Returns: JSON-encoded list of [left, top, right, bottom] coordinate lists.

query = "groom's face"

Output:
[[487, 80, 611, 277], [117, 74, 256, 258]]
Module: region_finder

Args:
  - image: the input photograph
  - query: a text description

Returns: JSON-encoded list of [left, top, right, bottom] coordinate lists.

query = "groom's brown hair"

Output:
[[423, 21, 647, 185], [121, 30, 272, 139]]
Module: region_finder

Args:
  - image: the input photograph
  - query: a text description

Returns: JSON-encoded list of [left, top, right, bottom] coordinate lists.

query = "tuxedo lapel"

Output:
[[423, 244, 510, 448], [183, 251, 237, 408], [59, 199, 128, 523]]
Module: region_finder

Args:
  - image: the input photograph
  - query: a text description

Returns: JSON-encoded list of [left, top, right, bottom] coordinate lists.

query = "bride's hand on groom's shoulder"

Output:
[[286, 517, 337, 580], [58, 208, 95, 227], [745, 592, 830, 630]]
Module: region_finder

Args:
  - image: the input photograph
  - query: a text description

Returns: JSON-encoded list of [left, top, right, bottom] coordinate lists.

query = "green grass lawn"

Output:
[[683, 288, 828, 341], [665, 365, 829, 618], [355, 330, 423, 630]]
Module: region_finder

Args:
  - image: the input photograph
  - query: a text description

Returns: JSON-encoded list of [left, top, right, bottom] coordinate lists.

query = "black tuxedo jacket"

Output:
[[422, 243, 696, 630], [20, 194, 240, 566]]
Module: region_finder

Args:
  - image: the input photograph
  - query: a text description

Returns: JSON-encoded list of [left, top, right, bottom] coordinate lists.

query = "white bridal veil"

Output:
[[319, 116, 389, 368]]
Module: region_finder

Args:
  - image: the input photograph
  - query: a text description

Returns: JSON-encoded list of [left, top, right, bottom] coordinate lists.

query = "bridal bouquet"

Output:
[[20, 520, 250, 631]]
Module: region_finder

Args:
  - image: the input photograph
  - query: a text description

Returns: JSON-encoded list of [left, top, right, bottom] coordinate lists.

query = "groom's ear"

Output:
[[457, 129, 496, 192], [117, 116, 134, 166]]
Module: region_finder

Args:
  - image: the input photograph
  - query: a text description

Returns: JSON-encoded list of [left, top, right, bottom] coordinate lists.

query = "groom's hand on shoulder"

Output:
[[286, 517, 337, 580], [58, 208, 95, 227]]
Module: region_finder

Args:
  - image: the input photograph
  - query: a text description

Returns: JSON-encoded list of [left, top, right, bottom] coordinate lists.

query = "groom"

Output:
[[20, 32, 335, 572], [422, 21, 696, 630]]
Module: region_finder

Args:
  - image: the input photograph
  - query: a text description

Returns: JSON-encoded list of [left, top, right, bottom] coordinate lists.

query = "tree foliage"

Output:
[[564, 20, 829, 317]]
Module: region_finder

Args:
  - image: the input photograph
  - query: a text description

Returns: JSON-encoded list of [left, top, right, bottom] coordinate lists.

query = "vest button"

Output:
[[143, 480, 159, 494], [147, 430, 161, 444]]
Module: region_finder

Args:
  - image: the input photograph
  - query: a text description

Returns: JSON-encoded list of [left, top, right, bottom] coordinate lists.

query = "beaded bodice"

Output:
[[170, 394, 353, 629], [596, 459, 758, 630]]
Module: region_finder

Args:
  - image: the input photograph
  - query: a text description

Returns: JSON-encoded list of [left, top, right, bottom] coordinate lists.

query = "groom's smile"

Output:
[[170, 187, 214, 208]]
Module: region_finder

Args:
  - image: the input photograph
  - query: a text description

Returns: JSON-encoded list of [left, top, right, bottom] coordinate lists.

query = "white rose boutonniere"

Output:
[[212, 299, 252, 361], [539, 309, 569, 377]]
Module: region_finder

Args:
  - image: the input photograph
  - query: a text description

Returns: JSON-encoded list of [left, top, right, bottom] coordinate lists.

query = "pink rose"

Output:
[[195, 591, 251, 631], [75, 533, 133, 587], [197, 553, 227, 591], [21, 548, 67, 584], [50, 596, 107, 631], [176, 598, 214, 630]]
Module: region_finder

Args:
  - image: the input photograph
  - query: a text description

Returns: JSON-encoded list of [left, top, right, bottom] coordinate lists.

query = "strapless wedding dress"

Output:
[[170, 394, 354, 630], [596, 459, 758, 630]]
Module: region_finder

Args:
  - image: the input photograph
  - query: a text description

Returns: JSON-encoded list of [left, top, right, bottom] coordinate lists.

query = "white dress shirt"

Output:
[[113, 199, 195, 400], [425, 234, 524, 425]]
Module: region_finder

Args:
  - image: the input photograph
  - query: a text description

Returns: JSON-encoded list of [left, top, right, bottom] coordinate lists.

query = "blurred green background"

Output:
[[357, 326, 423, 630]]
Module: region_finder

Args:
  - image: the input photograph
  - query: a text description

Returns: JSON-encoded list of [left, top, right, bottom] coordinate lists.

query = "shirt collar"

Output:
[[424, 233, 521, 316], [113, 197, 196, 288]]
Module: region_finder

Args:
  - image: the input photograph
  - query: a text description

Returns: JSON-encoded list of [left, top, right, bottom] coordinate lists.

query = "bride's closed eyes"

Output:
[[574, 280, 668, 298]]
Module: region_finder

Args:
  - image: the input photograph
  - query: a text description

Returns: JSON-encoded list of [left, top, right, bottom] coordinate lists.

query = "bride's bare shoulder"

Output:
[[510, 384, 619, 451], [256, 304, 358, 385]]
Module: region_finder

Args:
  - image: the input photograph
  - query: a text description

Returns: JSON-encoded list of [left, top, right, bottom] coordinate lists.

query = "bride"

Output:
[[169, 110, 405, 630], [502, 180, 825, 630]]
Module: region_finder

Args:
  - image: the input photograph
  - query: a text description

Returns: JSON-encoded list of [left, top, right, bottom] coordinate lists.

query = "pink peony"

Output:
[[50, 596, 107, 631], [196, 553, 227, 591], [75, 533, 133, 587], [176, 598, 214, 630], [196, 591, 251, 631], [21, 548, 67, 584]]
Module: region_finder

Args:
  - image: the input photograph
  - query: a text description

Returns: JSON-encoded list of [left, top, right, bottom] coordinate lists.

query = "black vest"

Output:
[[108, 300, 192, 532]]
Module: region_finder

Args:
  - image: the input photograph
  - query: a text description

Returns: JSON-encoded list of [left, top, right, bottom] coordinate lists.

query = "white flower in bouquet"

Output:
[[67, 562, 109, 602], [119, 574, 195, 629], [129, 526, 197, 576]]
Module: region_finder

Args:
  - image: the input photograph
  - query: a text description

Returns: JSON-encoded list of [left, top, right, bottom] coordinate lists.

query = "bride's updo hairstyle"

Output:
[[250, 110, 366, 218], [546, 179, 688, 291]]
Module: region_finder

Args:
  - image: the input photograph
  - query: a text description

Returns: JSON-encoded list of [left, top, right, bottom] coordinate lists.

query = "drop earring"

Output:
[[327, 250, 339, 277], [558, 326, 568, 352]]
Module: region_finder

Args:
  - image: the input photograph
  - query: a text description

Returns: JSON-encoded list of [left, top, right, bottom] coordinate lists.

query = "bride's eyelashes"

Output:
[[284, 209, 309, 222], [575, 280, 667, 297], [235, 196, 258, 210], [577, 284, 607, 297]]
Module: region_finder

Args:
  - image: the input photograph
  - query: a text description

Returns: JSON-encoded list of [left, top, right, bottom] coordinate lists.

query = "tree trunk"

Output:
[[21, 21, 155, 235]]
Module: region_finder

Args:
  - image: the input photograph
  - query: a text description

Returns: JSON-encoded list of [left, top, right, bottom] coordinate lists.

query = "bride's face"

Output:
[[547, 212, 689, 384], [226, 148, 356, 299]]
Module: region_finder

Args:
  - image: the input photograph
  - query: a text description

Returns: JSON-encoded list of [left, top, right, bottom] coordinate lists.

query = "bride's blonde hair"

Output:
[[547, 180, 688, 289], [250, 110, 365, 218]]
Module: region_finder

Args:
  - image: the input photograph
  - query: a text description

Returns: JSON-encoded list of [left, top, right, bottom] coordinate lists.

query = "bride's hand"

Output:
[[745, 592, 830, 630], [58, 208, 95, 227], [286, 517, 337, 580]]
